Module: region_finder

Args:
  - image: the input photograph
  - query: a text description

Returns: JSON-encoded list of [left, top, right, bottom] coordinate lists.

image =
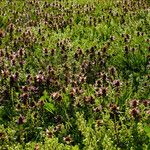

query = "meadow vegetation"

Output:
[[0, 0, 150, 149]]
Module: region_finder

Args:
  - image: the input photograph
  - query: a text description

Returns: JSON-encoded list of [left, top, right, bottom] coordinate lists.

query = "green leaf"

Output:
[[44, 103, 55, 114], [40, 90, 49, 101], [144, 126, 150, 138]]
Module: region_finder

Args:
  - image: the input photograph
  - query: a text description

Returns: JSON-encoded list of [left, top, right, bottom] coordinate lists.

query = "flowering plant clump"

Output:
[[0, 0, 150, 149]]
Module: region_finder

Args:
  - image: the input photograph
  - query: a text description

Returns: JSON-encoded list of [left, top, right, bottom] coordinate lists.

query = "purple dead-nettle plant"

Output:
[[63, 135, 73, 144], [130, 108, 140, 120], [112, 80, 121, 87], [96, 87, 108, 97], [51, 91, 62, 102], [129, 99, 139, 108], [93, 105, 103, 112], [17, 115, 26, 125], [142, 100, 150, 107], [46, 129, 53, 138]]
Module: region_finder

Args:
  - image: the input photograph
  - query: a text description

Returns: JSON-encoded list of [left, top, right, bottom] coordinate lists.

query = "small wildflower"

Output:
[[110, 35, 115, 41], [113, 80, 120, 87], [142, 100, 150, 107], [38, 100, 44, 107], [96, 119, 104, 127], [129, 99, 139, 108], [53, 124, 62, 133], [93, 105, 102, 112], [34, 144, 39, 150], [110, 103, 119, 114], [146, 110, 150, 115], [0, 132, 5, 140], [84, 96, 95, 104], [130, 108, 140, 119], [63, 135, 73, 144], [0, 29, 4, 38], [99, 87, 107, 97], [51, 92, 62, 102], [109, 103, 120, 120], [46, 129, 53, 138], [17, 115, 26, 125]]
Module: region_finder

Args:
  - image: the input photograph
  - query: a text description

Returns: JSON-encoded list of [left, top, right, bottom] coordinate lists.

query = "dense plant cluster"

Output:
[[0, 0, 150, 149]]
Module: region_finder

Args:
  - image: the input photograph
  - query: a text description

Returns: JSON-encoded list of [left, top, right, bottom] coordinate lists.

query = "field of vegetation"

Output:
[[0, 0, 150, 149]]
